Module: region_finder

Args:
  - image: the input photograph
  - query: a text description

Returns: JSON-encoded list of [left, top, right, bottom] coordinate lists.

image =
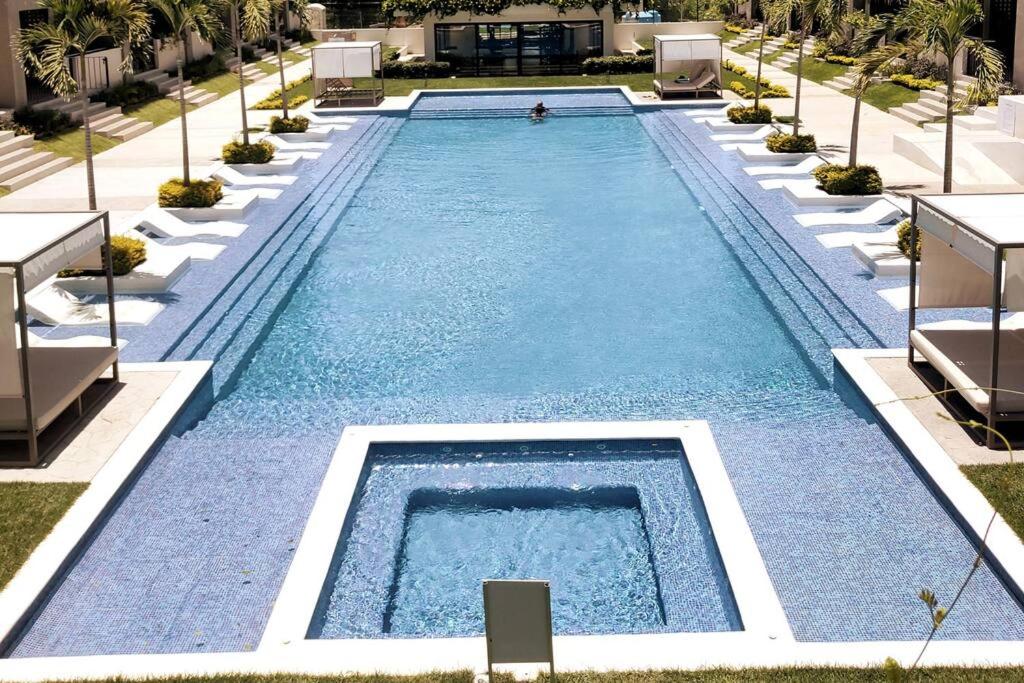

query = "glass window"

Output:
[[436, 20, 603, 76]]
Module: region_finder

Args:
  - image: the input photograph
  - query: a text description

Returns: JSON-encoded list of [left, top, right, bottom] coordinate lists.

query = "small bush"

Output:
[[812, 39, 829, 58], [241, 45, 259, 63], [382, 45, 402, 62], [765, 132, 817, 153], [284, 27, 314, 43], [382, 60, 452, 79], [0, 115, 32, 137], [158, 178, 224, 208], [812, 163, 883, 195], [12, 107, 74, 139], [728, 105, 773, 124], [269, 115, 309, 134], [783, 40, 800, 49], [58, 235, 147, 278], [178, 54, 227, 83], [724, 21, 751, 33], [824, 54, 858, 65], [729, 81, 789, 99], [581, 55, 653, 75], [222, 140, 276, 164], [896, 219, 921, 261], [723, 59, 747, 76], [254, 94, 310, 110], [93, 80, 159, 107], [891, 73, 942, 91]]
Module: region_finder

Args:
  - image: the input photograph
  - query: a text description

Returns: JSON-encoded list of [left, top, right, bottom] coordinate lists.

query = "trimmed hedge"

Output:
[[94, 81, 160, 107], [179, 54, 228, 83], [729, 81, 789, 99], [812, 163, 883, 195], [58, 235, 147, 278], [824, 54, 858, 66], [255, 95, 310, 110], [270, 115, 310, 134], [0, 116, 32, 137], [222, 140, 276, 164], [12, 107, 73, 139], [765, 132, 817, 153], [382, 60, 452, 78], [727, 105, 773, 124], [896, 219, 921, 261], [891, 73, 942, 91], [158, 178, 224, 208], [581, 55, 653, 75]]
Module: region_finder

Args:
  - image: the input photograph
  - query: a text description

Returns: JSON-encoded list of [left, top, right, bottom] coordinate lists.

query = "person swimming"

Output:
[[529, 100, 550, 121]]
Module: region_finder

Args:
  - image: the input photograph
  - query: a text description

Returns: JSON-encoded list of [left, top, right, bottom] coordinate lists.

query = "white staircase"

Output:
[[724, 28, 760, 50], [0, 131, 74, 193], [922, 105, 999, 132], [226, 56, 266, 81], [164, 83, 217, 107], [34, 96, 107, 123], [889, 79, 972, 126], [135, 68, 189, 96], [773, 40, 814, 69], [89, 105, 153, 141]]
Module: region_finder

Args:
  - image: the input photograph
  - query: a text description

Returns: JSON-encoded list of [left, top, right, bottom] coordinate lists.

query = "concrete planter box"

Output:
[[761, 178, 880, 208], [276, 126, 332, 143], [704, 118, 770, 132], [735, 143, 818, 163], [164, 190, 260, 221], [853, 239, 910, 277], [226, 155, 301, 176], [56, 250, 191, 295]]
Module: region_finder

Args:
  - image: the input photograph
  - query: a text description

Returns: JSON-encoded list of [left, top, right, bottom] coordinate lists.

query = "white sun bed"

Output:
[[710, 125, 776, 142], [129, 230, 224, 262], [734, 143, 818, 163], [26, 285, 164, 327], [685, 103, 744, 118], [264, 134, 332, 151], [214, 165, 297, 187], [920, 313, 1024, 331], [850, 228, 906, 277], [744, 155, 827, 177], [794, 199, 903, 227], [136, 206, 247, 239], [27, 331, 127, 349]]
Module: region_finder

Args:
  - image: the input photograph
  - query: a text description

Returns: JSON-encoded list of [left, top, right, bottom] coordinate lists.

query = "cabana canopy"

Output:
[[653, 34, 722, 100], [312, 41, 385, 107], [0, 212, 119, 465], [908, 193, 1024, 447]]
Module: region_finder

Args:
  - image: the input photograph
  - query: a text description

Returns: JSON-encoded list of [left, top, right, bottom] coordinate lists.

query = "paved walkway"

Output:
[[0, 60, 315, 223]]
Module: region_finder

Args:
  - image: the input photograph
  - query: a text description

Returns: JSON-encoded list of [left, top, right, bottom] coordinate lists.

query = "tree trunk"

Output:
[[284, 0, 291, 33], [275, 12, 289, 119], [754, 19, 767, 109], [78, 54, 97, 211], [793, 26, 806, 136], [235, 6, 251, 146], [942, 68, 955, 193], [849, 93, 862, 167], [177, 51, 191, 185]]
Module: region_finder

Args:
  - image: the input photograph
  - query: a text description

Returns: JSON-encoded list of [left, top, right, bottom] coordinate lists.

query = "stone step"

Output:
[[189, 92, 219, 107], [89, 107, 124, 127], [912, 97, 948, 117], [889, 104, 934, 126], [0, 130, 14, 144], [0, 146, 36, 168], [0, 133, 36, 156], [133, 68, 165, 82], [975, 106, 998, 122], [0, 154, 74, 191], [108, 120, 154, 141], [0, 150, 55, 182], [94, 114, 132, 135]]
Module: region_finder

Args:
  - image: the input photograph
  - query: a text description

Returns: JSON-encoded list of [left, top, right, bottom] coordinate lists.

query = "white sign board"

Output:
[[482, 579, 555, 680]]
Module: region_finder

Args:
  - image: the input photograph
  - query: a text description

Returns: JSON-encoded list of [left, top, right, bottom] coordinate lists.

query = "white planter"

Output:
[[164, 191, 260, 221], [226, 155, 301, 176]]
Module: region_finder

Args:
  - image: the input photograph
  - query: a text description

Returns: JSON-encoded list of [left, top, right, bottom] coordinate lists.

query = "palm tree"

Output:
[[270, 0, 309, 119], [227, 0, 270, 146], [753, 0, 785, 109], [885, 0, 1003, 192], [14, 0, 150, 210], [149, 0, 226, 185]]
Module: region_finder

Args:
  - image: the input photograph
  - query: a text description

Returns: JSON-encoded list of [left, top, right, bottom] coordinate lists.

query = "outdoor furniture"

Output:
[[136, 206, 248, 239], [794, 199, 903, 227], [653, 34, 722, 100], [312, 41, 384, 107], [0, 212, 121, 465], [907, 193, 1024, 447], [744, 155, 828, 178]]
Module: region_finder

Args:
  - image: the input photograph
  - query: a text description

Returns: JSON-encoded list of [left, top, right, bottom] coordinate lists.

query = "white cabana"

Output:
[[908, 193, 1024, 448], [312, 40, 385, 107], [0, 212, 119, 465], [653, 34, 722, 100]]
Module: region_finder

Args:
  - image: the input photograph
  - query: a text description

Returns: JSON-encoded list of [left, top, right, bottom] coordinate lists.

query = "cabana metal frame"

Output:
[[312, 41, 385, 107], [652, 34, 722, 100], [0, 211, 119, 466], [908, 194, 1024, 448]]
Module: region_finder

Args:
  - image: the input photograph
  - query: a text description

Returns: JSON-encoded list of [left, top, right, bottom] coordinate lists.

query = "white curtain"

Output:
[[0, 272, 23, 398], [1006, 248, 1024, 312], [919, 232, 993, 308], [21, 221, 104, 292]]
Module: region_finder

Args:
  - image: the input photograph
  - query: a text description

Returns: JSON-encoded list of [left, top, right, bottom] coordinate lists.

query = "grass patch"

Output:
[[786, 58, 848, 84], [962, 463, 1024, 540], [859, 81, 921, 112], [124, 96, 194, 127], [718, 29, 740, 41], [192, 71, 242, 99], [734, 39, 762, 55], [34, 127, 118, 162], [764, 48, 787, 63], [0, 482, 86, 589]]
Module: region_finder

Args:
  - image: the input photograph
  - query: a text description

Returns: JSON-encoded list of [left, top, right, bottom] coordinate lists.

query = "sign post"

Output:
[[482, 579, 555, 682]]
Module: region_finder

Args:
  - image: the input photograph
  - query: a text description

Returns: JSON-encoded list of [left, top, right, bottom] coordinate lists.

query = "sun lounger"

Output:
[[136, 206, 247, 239], [26, 285, 164, 327], [263, 134, 332, 151], [744, 155, 827, 177], [129, 230, 224, 262], [28, 331, 127, 349], [794, 199, 903, 227], [851, 228, 906, 277], [710, 125, 776, 142], [686, 102, 745, 118], [655, 70, 718, 98], [214, 165, 297, 187]]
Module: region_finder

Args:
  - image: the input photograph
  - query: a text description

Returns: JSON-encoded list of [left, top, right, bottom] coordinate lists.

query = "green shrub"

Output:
[[723, 59, 747, 76], [93, 81, 159, 107], [285, 27, 314, 43], [254, 94, 310, 110], [269, 115, 310, 134], [727, 104, 773, 124], [0, 115, 32, 137], [382, 60, 452, 78], [382, 46, 402, 62], [824, 54, 858, 65], [896, 219, 921, 261], [179, 54, 227, 83], [158, 178, 224, 208], [58, 235, 147, 278], [12, 107, 74, 139], [241, 45, 259, 63], [765, 132, 817, 153], [812, 39, 829, 58], [723, 22, 750, 33], [891, 73, 942, 91], [581, 55, 653, 75], [729, 81, 789, 99], [812, 163, 883, 195], [222, 140, 276, 164]]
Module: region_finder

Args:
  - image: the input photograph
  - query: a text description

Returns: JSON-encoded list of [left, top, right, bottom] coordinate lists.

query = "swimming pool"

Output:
[[10, 94, 1024, 658]]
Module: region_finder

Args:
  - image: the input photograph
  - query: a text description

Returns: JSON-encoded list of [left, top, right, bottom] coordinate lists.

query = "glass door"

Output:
[[476, 23, 518, 76]]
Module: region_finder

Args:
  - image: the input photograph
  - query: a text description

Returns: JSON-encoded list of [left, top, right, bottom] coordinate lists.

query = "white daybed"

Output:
[[653, 35, 723, 100]]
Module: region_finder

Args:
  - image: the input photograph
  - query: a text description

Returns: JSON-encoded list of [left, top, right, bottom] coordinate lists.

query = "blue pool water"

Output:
[[313, 440, 739, 638], [11, 99, 1024, 657]]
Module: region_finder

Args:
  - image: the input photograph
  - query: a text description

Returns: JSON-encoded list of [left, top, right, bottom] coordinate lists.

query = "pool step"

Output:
[[408, 105, 633, 120]]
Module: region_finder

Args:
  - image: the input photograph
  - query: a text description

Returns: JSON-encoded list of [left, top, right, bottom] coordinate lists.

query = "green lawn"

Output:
[[718, 29, 741, 41], [734, 39, 762, 55], [0, 482, 86, 589], [34, 128, 118, 163], [859, 81, 920, 112], [962, 463, 1024, 540], [764, 48, 788, 63], [194, 71, 245, 99], [786, 58, 848, 84], [254, 60, 280, 77], [125, 96, 194, 127]]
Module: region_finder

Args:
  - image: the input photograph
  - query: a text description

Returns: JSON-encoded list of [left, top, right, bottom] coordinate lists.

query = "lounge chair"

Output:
[[27, 331, 127, 349], [136, 206, 247, 239], [686, 103, 744, 118], [744, 155, 827, 177], [214, 165, 297, 187], [263, 134, 332, 151], [710, 125, 776, 142], [850, 228, 906, 277], [26, 285, 164, 327], [655, 69, 718, 99], [129, 229, 224, 262], [794, 200, 904, 227]]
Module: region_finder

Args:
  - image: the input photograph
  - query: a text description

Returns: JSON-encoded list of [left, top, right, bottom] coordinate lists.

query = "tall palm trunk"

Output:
[[754, 20, 768, 108], [176, 48, 191, 185], [793, 26, 806, 136], [78, 54, 97, 211], [275, 11, 289, 119], [234, 5, 251, 146], [849, 93, 862, 166], [942, 67, 955, 192]]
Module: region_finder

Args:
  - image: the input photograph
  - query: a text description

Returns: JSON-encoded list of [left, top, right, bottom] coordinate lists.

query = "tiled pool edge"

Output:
[[0, 362, 213, 655], [260, 421, 792, 650]]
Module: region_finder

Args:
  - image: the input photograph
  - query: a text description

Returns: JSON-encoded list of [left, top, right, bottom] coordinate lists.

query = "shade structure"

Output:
[[312, 41, 385, 107], [0, 212, 104, 292], [907, 193, 1024, 448], [652, 34, 722, 100]]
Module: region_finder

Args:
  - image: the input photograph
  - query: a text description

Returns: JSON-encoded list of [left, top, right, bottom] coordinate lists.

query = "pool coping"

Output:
[[260, 420, 793, 653], [0, 361, 213, 655]]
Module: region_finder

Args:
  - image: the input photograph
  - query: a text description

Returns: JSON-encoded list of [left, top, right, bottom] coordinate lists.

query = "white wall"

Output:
[[614, 21, 724, 52], [314, 27, 426, 54]]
